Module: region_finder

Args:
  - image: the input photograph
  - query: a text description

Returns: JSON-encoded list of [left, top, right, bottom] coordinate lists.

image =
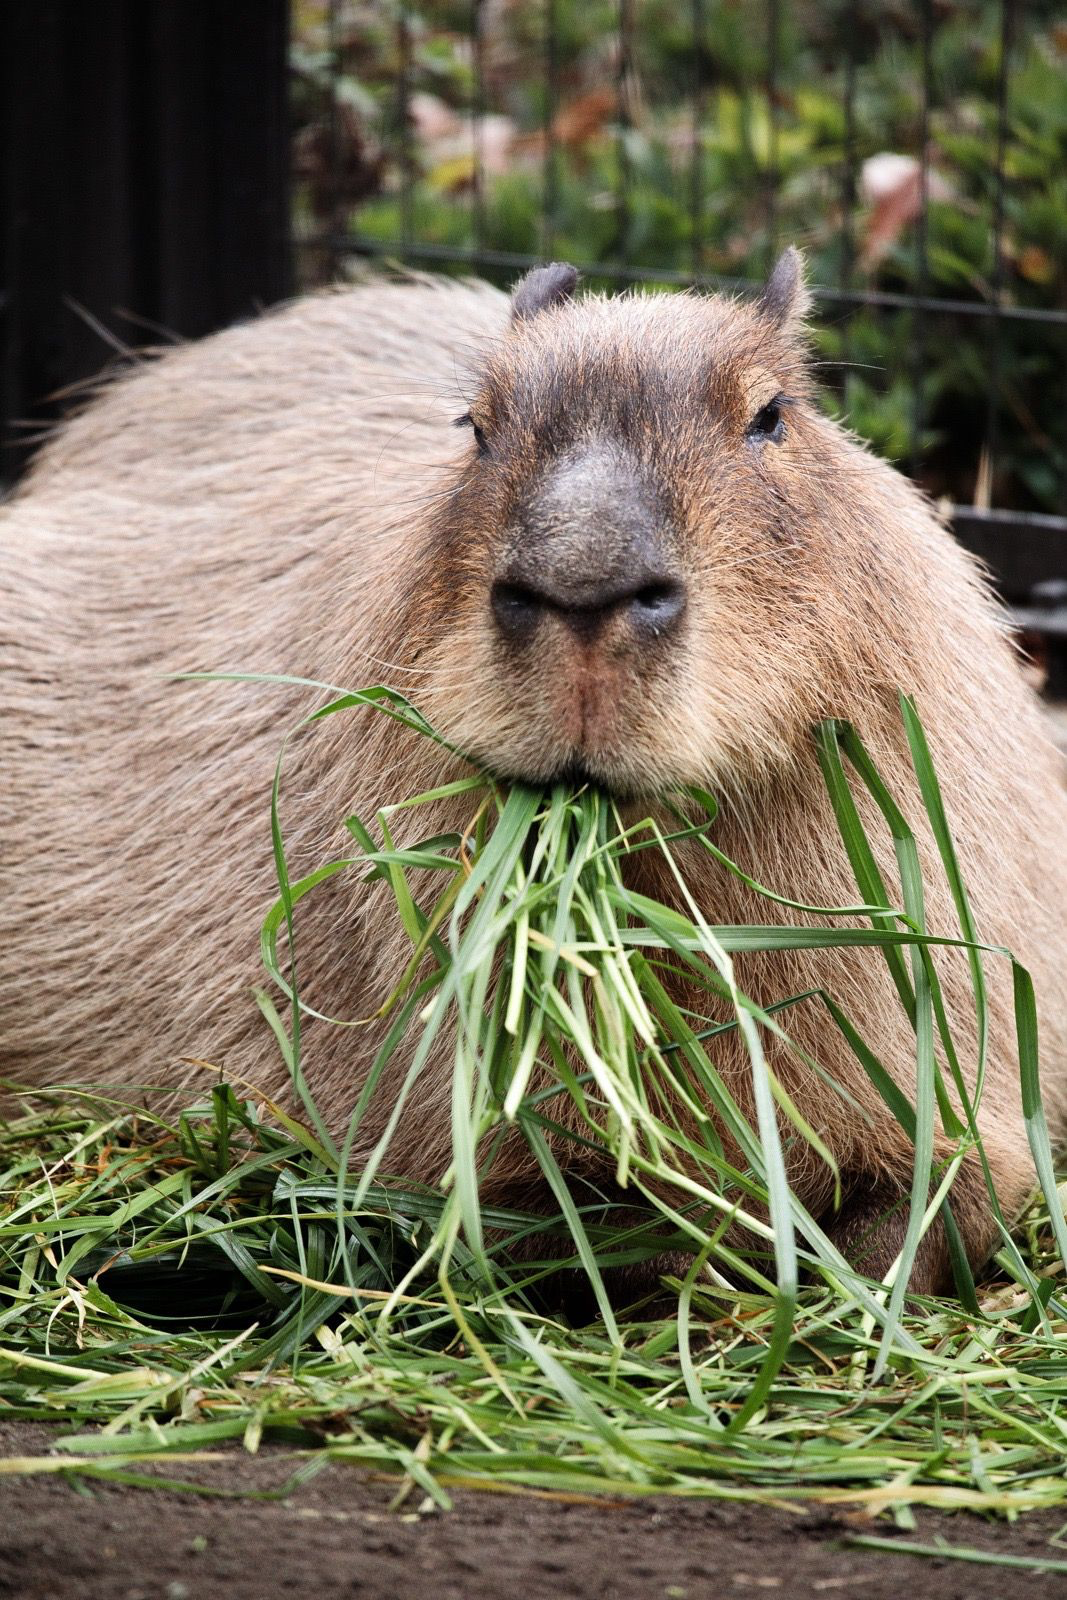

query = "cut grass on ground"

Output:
[[0, 1088, 1065, 1516]]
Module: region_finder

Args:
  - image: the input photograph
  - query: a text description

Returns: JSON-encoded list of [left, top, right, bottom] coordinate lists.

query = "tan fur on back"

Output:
[[2, 272, 1065, 1282]]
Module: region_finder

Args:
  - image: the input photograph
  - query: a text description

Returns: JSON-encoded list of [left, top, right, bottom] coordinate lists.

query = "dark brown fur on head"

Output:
[[416, 250, 850, 797]]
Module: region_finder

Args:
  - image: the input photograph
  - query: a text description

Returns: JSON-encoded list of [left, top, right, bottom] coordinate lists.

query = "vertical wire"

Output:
[[615, 0, 634, 263], [542, 0, 557, 258], [472, 0, 485, 259], [984, 0, 1014, 506], [839, 0, 858, 417], [397, 3, 414, 256], [766, 0, 780, 262], [327, 0, 341, 276], [690, 0, 705, 279], [909, 0, 933, 475]]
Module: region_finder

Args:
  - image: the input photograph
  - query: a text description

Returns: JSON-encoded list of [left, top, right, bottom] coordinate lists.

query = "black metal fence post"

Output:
[[0, 0, 291, 482]]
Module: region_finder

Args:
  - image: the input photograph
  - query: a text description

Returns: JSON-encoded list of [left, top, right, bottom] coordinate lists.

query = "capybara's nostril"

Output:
[[491, 580, 546, 641], [628, 580, 686, 636]]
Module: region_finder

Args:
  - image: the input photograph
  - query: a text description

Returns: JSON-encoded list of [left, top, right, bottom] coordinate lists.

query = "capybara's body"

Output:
[[3, 260, 1066, 1291]]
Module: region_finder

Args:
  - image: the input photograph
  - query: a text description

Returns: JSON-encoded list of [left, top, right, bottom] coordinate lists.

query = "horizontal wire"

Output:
[[301, 233, 1067, 327]]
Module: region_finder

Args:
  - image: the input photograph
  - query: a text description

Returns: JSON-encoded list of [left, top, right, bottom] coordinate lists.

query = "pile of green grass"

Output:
[[1, 681, 1065, 1521]]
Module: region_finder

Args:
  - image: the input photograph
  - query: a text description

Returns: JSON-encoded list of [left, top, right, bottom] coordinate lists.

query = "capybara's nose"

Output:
[[493, 438, 684, 645], [491, 572, 686, 643]]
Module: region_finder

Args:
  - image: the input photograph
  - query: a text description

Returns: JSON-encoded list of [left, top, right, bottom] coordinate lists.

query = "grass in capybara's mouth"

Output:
[[0, 676, 1065, 1528]]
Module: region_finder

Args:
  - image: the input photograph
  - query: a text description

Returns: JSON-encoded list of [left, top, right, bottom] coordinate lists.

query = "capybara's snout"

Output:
[[491, 439, 685, 650]]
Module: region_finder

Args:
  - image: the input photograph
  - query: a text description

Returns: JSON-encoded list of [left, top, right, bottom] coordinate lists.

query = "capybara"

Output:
[[3, 251, 1065, 1293]]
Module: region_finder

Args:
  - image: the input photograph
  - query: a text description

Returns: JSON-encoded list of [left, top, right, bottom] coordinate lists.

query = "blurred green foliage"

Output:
[[292, 1, 1067, 513]]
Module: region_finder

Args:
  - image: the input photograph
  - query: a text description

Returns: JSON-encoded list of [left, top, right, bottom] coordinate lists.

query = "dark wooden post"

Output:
[[0, 0, 291, 481]]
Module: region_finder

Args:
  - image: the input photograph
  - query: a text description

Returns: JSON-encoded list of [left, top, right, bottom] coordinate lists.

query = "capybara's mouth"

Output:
[[486, 750, 650, 799], [476, 670, 663, 797], [519, 757, 600, 790]]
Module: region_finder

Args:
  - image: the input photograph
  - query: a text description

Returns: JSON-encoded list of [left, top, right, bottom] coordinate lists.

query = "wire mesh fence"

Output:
[[290, 0, 1067, 625]]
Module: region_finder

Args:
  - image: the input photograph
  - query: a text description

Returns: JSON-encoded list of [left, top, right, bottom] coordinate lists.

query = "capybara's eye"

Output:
[[747, 397, 786, 443], [454, 411, 490, 455]]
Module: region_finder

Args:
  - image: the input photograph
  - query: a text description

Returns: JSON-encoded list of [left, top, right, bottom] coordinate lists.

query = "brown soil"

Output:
[[1, 1425, 1066, 1599]]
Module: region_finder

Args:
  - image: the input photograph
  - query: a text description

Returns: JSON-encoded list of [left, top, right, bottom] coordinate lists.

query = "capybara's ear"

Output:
[[511, 262, 580, 322], [755, 246, 812, 332]]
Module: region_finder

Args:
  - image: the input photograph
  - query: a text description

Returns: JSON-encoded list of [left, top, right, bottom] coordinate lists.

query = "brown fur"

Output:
[[2, 263, 1065, 1295]]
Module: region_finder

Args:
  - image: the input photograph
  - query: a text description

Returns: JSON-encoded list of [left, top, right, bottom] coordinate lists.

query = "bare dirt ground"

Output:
[[1, 1424, 1066, 1600]]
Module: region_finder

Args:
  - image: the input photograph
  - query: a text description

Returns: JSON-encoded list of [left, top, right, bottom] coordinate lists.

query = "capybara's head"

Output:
[[414, 249, 875, 795]]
